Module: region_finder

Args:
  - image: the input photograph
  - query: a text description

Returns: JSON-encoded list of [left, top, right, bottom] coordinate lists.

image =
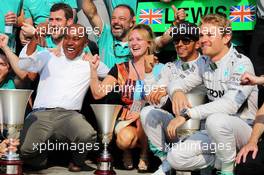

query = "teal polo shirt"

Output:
[[23, 0, 77, 26], [36, 35, 57, 51], [103, 0, 137, 15], [0, 0, 22, 51], [96, 24, 130, 68], [36, 35, 91, 53], [0, 75, 15, 89]]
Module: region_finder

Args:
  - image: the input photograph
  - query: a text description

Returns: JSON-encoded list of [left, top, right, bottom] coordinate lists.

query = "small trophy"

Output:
[[0, 89, 33, 175], [177, 90, 207, 138], [90, 104, 122, 175]]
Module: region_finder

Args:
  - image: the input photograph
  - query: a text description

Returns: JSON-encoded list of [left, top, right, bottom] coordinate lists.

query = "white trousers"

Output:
[[140, 106, 252, 171]]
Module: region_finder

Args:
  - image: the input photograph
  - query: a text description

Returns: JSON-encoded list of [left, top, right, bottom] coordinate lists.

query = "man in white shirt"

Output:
[[17, 23, 109, 171]]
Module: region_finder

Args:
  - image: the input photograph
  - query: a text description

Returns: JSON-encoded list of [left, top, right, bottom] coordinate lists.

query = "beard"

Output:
[[111, 26, 129, 40], [51, 33, 64, 40]]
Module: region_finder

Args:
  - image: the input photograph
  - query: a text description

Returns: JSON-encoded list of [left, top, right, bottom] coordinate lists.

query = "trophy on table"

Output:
[[90, 104, 122, 175], [0, 89, 33, 175]]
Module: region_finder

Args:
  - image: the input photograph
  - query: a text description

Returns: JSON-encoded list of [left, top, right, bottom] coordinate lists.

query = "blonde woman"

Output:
[[89, 24, 157, 172]]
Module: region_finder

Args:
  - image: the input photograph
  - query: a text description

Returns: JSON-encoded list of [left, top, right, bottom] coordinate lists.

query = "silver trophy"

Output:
[[90, 104, 122, 175], [177, 90, 207, 138], [0, 89, 33, 175]]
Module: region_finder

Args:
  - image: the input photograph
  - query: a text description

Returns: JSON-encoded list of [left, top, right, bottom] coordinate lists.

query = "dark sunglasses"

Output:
[[173, 38, 193, 45]]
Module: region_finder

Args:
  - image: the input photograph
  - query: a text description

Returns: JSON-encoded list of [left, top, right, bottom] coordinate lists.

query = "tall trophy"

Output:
[[90, 104, 122, 175], [0, 89, 33, 175]]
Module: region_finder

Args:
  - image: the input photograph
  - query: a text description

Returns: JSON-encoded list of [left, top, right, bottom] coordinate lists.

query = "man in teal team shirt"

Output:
[[24, 3, 91, 55], [23, 0, 77, 26], [83, 0, 135, 68], [0, 0, 22, 52], [25, 3, 77, 54], [21, 0, 77, 45]]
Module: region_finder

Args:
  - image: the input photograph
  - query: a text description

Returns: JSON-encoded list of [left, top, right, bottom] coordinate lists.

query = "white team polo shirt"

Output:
[[19, 48, 109, 110]]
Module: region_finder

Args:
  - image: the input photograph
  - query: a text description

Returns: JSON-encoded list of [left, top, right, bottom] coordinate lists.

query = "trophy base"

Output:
[[2, 153, 19, 161], [0, 160, 23, 175], [94, 156, 115, 175], [94, 169, 116, 175]]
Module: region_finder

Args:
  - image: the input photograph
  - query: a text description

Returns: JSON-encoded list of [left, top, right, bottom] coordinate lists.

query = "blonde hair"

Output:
[[128, 24, 156, 54], [200, 14, 232, 36]]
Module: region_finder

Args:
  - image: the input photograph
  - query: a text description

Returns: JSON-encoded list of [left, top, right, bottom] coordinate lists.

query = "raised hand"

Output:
[[5, 12, 17, 26], [31, 22, 49, 47], [172, 5, 186, 25], [19, 31, 31, 46], [89, 54, 100, 70], [21, 22, 36, 38], [144, 54, 158, 73], [0, 34, 9, 49]]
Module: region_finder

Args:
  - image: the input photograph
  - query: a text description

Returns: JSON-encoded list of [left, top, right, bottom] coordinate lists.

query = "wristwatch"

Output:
[[180, 108, 191, 121]]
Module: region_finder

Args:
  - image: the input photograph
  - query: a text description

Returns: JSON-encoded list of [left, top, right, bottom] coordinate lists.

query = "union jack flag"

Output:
[[139, 8, 163, 24], [230, 5, 256, 22]]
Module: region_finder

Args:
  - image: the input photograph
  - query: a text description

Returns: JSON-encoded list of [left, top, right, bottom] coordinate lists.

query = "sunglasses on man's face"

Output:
[[173, 38, 193, 45]]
